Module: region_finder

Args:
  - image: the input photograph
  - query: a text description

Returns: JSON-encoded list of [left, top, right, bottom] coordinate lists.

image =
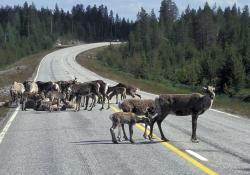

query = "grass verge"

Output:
[[76, 46, 250, 118]]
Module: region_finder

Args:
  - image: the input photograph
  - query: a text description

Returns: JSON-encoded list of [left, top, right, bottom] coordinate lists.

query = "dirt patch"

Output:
[[0, 65, 27, 75]]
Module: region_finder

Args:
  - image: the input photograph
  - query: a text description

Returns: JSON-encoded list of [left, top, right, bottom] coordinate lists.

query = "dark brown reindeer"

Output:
[[108, 87, 126, 104], [69, 82, 102, 111], [107, 83, 141, 99], [90, 80, 109, 109], [149, 86, 215, 143], [81, 92, 97, 110], [56, 77, 77, 99]]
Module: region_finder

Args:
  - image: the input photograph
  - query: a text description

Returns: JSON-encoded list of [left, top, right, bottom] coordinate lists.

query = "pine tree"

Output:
[[159, 0, 178, 36], [217, 46, 245, 94]]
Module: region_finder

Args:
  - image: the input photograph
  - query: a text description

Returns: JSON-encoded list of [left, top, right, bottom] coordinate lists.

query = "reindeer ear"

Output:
[[202, 87, 207, 91]]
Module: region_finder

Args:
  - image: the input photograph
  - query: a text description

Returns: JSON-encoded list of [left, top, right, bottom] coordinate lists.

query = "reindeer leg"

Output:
[[148, 117, 156, 140], [157, 118, 168, 141], [89, 95, 96, 111], [57, 99, 60, 111], [117, 124, 122, 142], [99, 93, 104, 110], [20, 94, 23, 105], [16, 95, 18, 106], [81, 96, 85, 107], [22, 97, 27, 111], [143, 123, 148, 139], [75, 95, 81, 112], [191, 114, 199, 143], [106, 94, 110, 109], [116, 94, 118, 104], [84, 96, 89, 110], [121, 124, 129, 140], [110, 123, 118, 144], [148, 115, 158, 140], [129, 124, 135, 144], [89, 97, 93, 107], [102, 93, 105, 107]]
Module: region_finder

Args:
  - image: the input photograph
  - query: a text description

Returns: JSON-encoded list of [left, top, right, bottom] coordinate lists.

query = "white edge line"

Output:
[[185, 150, 208, 162], [210, 109, 241, 119], [34, 55, 47, 81], [0, 107, 20, 144], [0, 52, 47, 144]]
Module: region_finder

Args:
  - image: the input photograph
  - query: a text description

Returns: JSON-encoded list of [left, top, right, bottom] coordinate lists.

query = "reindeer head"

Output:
[[146, 106, 156, 116], [106, 85, 113, 95], [203, 86, 215, 99], [73, 77, 77, 83]]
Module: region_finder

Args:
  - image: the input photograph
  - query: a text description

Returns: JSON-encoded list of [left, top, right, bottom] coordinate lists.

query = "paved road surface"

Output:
[[0, 43, 249, 175]]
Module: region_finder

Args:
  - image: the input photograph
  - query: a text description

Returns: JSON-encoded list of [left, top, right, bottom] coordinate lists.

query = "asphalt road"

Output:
[[0, 43, 249, 175]]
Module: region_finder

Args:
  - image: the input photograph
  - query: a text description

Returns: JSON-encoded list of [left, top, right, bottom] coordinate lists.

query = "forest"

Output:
[[0, 2, 132, 68], [97, 0, 250, 96]]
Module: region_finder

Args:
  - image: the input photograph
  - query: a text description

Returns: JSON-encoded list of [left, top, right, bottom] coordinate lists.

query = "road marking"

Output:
[[0, 107, 20, 144], [186, 150, 208, 161], [210, 109, 240, 119], [110, 106, 218, 175], [34, 55, 47, 81]]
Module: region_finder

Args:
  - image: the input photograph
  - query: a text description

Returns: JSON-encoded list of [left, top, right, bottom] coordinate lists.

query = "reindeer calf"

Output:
[[109, 112, 150, 144]]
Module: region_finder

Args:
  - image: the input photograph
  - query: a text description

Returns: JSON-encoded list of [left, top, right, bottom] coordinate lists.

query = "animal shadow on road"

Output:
[[70, 139, 163, 145]]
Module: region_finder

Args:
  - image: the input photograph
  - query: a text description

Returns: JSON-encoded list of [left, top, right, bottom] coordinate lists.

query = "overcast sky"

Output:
[[1, 0, 250, 20]]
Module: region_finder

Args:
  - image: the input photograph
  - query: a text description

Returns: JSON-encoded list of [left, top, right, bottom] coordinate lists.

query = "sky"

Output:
[[1, 0, 250, 20]]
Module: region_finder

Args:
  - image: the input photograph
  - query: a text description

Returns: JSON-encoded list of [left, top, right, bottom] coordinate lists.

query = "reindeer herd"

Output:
[[9, 78, 215, 144]]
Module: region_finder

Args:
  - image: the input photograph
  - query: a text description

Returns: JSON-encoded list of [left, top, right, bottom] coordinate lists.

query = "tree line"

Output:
[[98, 0, 250, 96], [0, 2, 133, 68]]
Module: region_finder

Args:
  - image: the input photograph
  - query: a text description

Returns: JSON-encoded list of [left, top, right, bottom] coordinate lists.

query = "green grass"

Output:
[[76, 46, 250, 118]]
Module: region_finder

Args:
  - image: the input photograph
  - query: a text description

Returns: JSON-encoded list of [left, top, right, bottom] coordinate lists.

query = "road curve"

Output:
[[0, 43, 249, 175]]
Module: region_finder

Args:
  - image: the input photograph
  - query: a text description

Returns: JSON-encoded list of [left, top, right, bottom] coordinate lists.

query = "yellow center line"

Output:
[[110, 105, 219, 175]]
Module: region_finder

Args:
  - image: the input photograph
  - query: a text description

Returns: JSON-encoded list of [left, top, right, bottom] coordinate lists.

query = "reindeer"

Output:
[[119, 99, 156, 140], [9, 81, 25, 106], [109, 87, 126, 104], [107, 83, 141, 99], [149, 86, 215, 143], [109, 112, 150, 144], [69, 82, 102, 111]]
